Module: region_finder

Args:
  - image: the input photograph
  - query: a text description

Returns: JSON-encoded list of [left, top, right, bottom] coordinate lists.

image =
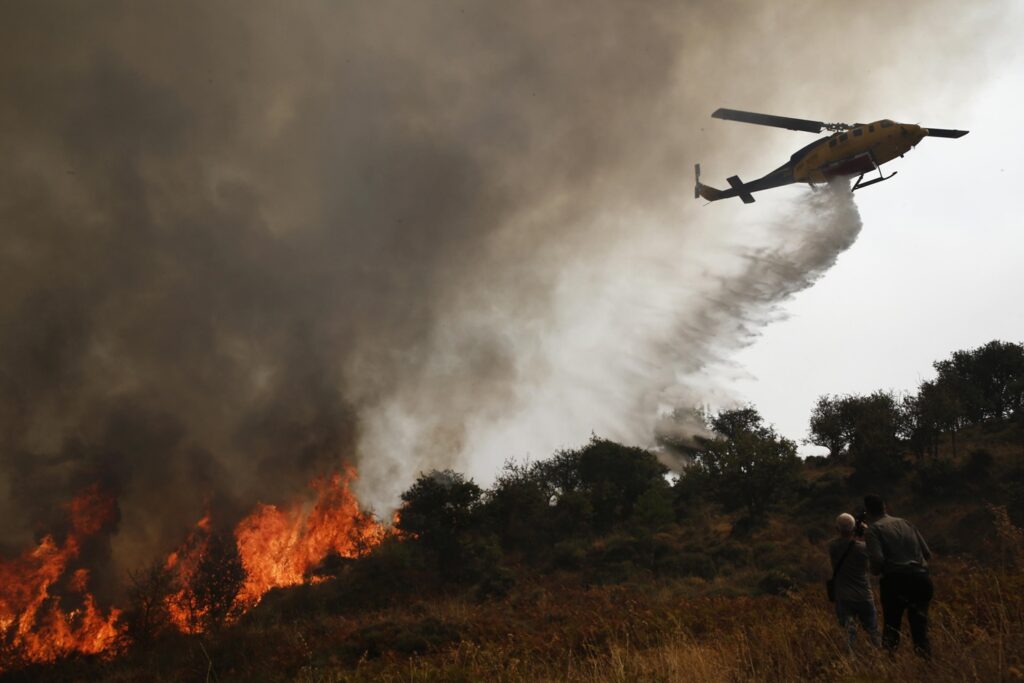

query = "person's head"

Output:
[[835, 512, 856, 538], [863, 494, 886, 518]]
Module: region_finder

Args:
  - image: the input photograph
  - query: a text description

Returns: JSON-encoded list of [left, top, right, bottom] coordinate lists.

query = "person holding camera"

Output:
[[828, 512, 880, 650], [863, 494, 933, 657]]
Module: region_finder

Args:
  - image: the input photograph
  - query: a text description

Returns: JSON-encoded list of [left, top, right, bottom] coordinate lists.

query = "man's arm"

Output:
[[865, 526, 884, 575]]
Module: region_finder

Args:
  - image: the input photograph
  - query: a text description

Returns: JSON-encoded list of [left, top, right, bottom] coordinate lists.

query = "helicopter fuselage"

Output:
[[792, 120, 925, 184]]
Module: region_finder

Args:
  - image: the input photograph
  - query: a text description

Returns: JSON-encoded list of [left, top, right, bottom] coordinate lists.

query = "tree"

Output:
[[482, 460, 554, 556], [933, 341, 1024, 425], [901, 392, 936, 459], [631, 481, 675, 530], [903, 341, 1024, 457], [808, 395, 849, 458], [575, 439, 670, 532], [533, 438, 669, 535], [692, 408, 800, 520], [123, 560, 176, 646], [972, 341, 1024, 420], [397, 470, 482, 576], [182, 532, 246, 632], [841, 391, 906, 481], [915, 378, 965, 456], [711, 407, 765, 440]]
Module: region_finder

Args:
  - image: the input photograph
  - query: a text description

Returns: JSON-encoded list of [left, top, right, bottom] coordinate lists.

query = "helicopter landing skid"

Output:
[[852, 155, 896, 192]]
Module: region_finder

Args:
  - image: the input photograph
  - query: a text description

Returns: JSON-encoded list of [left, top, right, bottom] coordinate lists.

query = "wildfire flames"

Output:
[[234, 469, 385, 605], [0, 468, 385, 670], [0, 486, 122, 667]]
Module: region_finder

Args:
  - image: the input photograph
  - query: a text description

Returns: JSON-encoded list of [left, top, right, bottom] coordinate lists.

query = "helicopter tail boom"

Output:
[[695, 163, 795, 204]]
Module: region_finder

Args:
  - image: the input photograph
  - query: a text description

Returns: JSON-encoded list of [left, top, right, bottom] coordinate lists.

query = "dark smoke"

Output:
[[0, 1, 996, 588]]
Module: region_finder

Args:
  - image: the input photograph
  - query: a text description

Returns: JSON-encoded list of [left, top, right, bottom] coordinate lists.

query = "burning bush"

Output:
[[0, 468, 386, 672], [0, 486, 123, 671]]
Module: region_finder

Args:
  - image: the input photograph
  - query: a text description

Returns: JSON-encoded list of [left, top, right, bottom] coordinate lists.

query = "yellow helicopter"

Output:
[[695, 108, 967, 204]]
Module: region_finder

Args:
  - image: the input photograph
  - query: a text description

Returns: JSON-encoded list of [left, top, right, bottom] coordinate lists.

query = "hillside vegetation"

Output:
[[7, 340, 1024, 682]]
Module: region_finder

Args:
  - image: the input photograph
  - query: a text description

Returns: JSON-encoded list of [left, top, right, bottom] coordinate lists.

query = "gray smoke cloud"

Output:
[[0, 1, 1000, 587]]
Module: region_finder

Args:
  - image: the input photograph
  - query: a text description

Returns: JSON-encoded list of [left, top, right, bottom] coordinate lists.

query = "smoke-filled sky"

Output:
[[1, 1, 1019, 572], [725, 4, 1024, 449]]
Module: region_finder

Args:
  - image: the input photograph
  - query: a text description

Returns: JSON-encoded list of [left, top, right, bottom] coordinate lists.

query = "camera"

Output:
[[854, 511, 868, 538]]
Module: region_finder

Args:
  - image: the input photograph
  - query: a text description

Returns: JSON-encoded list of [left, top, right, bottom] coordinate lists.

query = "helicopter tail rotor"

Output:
[[694, 163, 724, 202]]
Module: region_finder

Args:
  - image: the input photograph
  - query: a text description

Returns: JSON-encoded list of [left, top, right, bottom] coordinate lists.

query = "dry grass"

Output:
[[22, 556, 1024, 682], [274, 561, 1024, 683]]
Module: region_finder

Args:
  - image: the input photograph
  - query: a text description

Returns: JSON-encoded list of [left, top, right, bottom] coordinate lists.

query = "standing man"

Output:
[[863, 494, 933, 656], [829, 513, 880, 650]]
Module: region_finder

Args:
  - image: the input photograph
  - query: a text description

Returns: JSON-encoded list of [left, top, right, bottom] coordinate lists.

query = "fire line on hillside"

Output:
[[0, 467, 386, 669]]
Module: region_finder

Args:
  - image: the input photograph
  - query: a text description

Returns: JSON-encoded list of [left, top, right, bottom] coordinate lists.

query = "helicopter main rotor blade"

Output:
[[924, 127, 969, 138], [711, 108, 840, 133]]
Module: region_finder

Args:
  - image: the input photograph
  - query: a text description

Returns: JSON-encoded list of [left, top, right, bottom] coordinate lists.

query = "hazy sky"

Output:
[[726, 22, 1024, 451]]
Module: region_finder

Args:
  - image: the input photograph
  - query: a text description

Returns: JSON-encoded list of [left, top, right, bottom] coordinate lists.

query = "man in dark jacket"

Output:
[[863, 494, 933, 656], [829, 512, 880, 650]]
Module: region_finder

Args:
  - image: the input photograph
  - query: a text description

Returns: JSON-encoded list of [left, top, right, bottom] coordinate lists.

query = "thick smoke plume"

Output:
[[0, 1, 996, 591]]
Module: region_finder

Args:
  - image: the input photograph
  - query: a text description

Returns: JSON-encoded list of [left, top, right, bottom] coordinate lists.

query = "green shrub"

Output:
[[325, 538, 433, 613], [804, 525, 827, 545], [672, 467, 709, 520], [398, 470, 482, 573], [657, 552, 717, 580], [482, 460, 554, 556], [550, 539, 588, 571], [709, 541, 752, 569], [750, 540, 792, 572], [595, 534, 638, 565], [963, 449, 994, 480], [729, 515, 764, 537], [549, 490, 595, 540], [757, 570, 795, 596], [795, 470, 848, 515], [341, 617, 462, 664], [631, 483, 675, 530], [460, 534, 514, 598], [912, 457, 960, 497]]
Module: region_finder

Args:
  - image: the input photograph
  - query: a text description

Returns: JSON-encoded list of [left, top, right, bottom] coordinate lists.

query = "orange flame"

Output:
[[234, 467, 384, 607], [0, 467, 387, 670], [0, 486, 123, 668], [165, 466, 385, 631], [163, 514, 214, 634]]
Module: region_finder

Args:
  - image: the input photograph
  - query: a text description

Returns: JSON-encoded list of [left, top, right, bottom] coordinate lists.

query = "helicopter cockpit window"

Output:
[[880, 120, 893, 128], [853, 128, 863, 137], [839, 133, 848, 142]]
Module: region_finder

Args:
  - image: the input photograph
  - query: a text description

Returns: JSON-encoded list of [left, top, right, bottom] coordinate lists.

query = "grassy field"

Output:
[[53, 555, 1017, 683]]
